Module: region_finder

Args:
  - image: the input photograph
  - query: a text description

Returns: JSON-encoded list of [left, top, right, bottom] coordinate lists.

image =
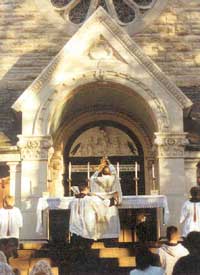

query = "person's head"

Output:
[[166, 226, 180, 242], [135, 246, 153, 271], [0, 238, 17, 258], [102, 166, 111, 175], [79, 184, 90, 194], [100, 157, 109, 166], [3, 195, 15, 209], [190, 186, 200, 200], [184, 231, 200, 255], [137, 213, 146, 224], [30, 260, 53, 275]]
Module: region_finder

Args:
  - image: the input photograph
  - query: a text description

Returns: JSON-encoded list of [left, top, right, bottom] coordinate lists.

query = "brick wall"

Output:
[[0, 0, 200, 140]]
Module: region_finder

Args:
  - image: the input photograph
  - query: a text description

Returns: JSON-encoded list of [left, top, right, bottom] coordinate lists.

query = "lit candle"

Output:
[[152, 163, 155, 179], [69, 162, 72, 180], [117, 162, 120, 178], [135, 161, 138, 196], [135, 161, 138, 179], [87, 162, 90, 179]]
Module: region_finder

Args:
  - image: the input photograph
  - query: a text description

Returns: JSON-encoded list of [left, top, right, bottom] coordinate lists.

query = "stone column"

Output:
[[154, 132, 188, 231], [17, 135, 53, 240], [6, 162, 21, 205]]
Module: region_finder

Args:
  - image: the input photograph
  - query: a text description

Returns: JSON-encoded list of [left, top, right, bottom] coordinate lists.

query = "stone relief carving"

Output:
[[34, 0, 168, 36], [154, 133, 189, 158], [69, 126, 139, 157], [17, 136, 53, 161]]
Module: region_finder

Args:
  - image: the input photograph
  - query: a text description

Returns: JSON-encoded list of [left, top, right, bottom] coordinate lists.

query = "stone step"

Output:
[[118, 256, 135, 267], [98, 247, 133, 258]]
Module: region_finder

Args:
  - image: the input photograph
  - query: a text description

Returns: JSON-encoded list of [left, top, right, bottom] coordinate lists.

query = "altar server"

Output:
[[69, 184, 118, 241], [180, 186, 200, 236], [0, 196, 23, 258], [158, 226, 189, 275]]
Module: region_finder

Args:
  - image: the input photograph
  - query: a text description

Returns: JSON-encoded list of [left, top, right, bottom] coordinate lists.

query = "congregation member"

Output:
[[173, 231, 200, 274], [0, 195, 23, 257], [130, 245, 164, 275], [0, 239, 20, 275], [0, 238, 18, 264], [29, 260, 53, 275], [158, 226, 189, 275], [0, 262, 15, 275], [180, 186, 200, 236]]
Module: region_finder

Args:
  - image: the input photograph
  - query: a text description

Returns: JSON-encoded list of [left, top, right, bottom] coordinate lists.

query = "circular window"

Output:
[[34, 0, 168, 36]]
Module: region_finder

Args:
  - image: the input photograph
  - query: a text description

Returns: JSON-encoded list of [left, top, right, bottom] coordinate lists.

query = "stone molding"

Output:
[[12, 8, 192, 114], [17, 135, 53, 161], [154, 132, 189, 158], [36, 70, 170, 134]]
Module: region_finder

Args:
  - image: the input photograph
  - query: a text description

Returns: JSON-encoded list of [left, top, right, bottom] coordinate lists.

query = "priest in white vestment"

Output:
[[180, 186, 200, 237], [90, 157, 122, 239], [69, 184, 117, 241]]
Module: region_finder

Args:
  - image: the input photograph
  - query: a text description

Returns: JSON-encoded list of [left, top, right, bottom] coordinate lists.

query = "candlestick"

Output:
[[152, 163, 155, 179], [69, 162, 72, 196], [152, 163, 156, 190], [117, 162, 120, 178], [87, 162, 90, 179], [135, 161, 138, 196], [135, 161, 138, 179], [69, 162, 72, 180]]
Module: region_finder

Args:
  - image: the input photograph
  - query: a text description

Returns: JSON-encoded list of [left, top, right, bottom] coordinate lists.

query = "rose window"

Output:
[[35, 0, 168, 35]]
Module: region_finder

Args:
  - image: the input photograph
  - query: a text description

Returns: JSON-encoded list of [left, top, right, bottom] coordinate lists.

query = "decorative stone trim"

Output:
[[17, 136, 53, 161], [12, 8, 192, 114], [154, 132, 189, 158]]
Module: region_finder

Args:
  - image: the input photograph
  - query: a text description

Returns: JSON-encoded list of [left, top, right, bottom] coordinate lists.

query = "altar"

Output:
[[36, 195, 169, 242]]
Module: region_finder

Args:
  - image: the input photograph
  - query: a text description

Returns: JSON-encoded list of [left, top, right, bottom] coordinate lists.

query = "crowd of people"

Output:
[[1, 158, 200, 274], [129, 229, 200, 275]]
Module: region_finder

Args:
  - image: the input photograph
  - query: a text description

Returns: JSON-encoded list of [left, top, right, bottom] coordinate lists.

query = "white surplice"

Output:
[[90, 164, 122, 239], [158, 243, 189, 275], [180, 200, 200, 236], [69, 195, 111, 240], [0, 207, 23, 239]]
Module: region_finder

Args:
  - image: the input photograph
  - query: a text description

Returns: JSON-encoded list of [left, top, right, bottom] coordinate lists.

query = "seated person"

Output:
[[0, 262, 15, 275], [158, 226, 189, 275], [29, 260, 53, 275], [130, 245, 164, 275], [173, 231, 200, 275]]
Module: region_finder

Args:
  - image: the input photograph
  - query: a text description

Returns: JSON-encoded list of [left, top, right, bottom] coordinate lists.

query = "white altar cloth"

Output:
[[36, 195, 169, 234]]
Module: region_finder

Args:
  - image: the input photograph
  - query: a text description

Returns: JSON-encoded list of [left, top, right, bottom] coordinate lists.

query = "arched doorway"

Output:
[[64, 120, 145, 196]]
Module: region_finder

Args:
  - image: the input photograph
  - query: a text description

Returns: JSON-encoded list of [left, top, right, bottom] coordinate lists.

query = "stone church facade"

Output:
[[0, 0, 200, 240]]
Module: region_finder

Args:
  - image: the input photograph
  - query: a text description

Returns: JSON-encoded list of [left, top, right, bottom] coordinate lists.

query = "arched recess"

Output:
[[33, 72, 170, 136], [48, 110, 154, 197]]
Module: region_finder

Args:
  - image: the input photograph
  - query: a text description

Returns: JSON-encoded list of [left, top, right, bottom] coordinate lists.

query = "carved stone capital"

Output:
[[154, 132, 189, 158], [17, 135, 53, 161]]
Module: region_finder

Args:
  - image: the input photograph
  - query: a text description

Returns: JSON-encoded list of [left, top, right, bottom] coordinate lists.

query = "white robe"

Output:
[[69, 195, 111, 240], [90, 164, 122, 239], [180, 200, 200, 236], [158, 243, 189, 275], [0, 207, 23, 239]]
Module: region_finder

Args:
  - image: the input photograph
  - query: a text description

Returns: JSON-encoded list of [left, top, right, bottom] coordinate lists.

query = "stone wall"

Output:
[[0, 0, 200, 139]]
